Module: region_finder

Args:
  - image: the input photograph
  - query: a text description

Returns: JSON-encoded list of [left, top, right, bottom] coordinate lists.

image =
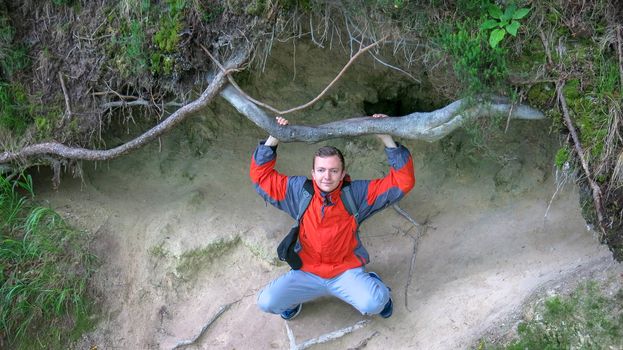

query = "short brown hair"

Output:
[[313, 146, 345, 170]]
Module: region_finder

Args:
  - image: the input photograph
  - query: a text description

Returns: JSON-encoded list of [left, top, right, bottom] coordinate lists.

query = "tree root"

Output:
[[286, 319, 371, 350], [171, 299, 241, 350], [346, 331, 380, 350], [392, 204, 429, 312], [348, 331, 381, 350], [0, 47, 250, 165]]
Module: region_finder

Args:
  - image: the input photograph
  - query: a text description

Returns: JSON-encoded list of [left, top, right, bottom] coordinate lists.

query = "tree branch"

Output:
[[220, 84, 545, 142], [0, 48, 250, 165]]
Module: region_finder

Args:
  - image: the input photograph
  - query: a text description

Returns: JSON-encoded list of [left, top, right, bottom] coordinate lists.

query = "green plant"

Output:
[[554, 146, 570, 170], [0, 82, 32, 135], [595, 54, 619, 96], [153, 0, 185, 53], [484, 281, 623, 349], [438, 19, 508, 94], [480, 4, 531, 48], [200, 3, 224, 23], [0, 14, 29, 79], [1, 174, 97, 349], [113, 19, 149, 78], [150, 0, 186, 75]]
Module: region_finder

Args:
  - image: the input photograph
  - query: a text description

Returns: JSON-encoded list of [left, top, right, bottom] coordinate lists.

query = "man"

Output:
[[250, 115, 415, 320]]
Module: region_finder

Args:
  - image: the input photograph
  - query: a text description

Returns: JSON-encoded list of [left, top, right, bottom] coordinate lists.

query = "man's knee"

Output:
[[257, 289, 279, 314], [358, 295, 387, 315], [355, 285, 390, 315]]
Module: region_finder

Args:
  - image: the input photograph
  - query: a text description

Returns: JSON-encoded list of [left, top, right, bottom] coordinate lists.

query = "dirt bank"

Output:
[[33, 108, 621, 349]]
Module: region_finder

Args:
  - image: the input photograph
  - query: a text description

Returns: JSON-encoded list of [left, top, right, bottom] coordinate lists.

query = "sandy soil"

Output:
[[33, 112, 622, 350]]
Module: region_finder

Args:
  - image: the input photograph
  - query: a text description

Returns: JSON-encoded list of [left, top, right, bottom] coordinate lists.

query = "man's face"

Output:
[[311, 155, 346, 193]]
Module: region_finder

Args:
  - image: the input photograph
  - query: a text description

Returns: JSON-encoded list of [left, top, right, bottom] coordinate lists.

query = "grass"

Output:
[[481, 281, 623, 349], [0, 174, 97, 349]]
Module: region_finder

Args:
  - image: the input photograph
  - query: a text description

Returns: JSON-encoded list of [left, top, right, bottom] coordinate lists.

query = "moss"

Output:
[[507, 40, 546, 74], [567, 95, 609, 161], [526, 83, 555, 110], [175, 236, 241, 280], [242, 240, 281, 265]]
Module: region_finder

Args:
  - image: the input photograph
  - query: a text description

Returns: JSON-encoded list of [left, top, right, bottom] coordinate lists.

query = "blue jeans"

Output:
[[257, 267, 390, 315]]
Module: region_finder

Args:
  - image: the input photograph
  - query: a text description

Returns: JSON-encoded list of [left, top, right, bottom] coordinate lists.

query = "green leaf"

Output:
[[506, 20, 520, 36], [489, 28, 506, 48], [501, 4, 515, 21], [480, 19, 499, 30], [513, 7, 531, 19], [488, 5, 503, 19]]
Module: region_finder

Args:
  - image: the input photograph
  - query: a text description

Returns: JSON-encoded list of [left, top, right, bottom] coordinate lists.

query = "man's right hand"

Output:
[[275, 116, 289, 126], [265, 116, 290, 146], [371, 114, 397, 148]]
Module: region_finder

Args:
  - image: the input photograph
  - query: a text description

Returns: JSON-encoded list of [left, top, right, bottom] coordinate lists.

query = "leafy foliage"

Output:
[[437, 18, 508, 94], [480, 4, 531, 48], [0, 175, 97, 349]]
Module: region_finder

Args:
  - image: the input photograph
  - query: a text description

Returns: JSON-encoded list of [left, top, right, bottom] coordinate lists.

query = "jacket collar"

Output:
[[312, 174, 351, 204]]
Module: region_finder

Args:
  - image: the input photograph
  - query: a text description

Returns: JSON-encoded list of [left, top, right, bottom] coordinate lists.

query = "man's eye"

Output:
[[331, 170, 339, 174]]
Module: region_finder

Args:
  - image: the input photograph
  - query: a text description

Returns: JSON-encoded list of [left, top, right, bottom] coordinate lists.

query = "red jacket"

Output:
[[250, 142, 415, 278]]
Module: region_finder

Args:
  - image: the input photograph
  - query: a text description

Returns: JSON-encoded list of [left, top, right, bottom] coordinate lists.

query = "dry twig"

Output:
[[208, 37, 387, 116], [617, 25, 623, 91], [59, 72, 72, 123]]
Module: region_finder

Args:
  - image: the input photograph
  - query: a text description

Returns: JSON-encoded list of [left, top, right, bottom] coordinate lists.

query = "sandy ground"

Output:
[[33, 113, 622, 350]]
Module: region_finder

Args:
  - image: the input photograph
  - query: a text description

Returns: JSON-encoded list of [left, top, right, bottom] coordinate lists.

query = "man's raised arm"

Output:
[[264, 116, 289, 147]]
